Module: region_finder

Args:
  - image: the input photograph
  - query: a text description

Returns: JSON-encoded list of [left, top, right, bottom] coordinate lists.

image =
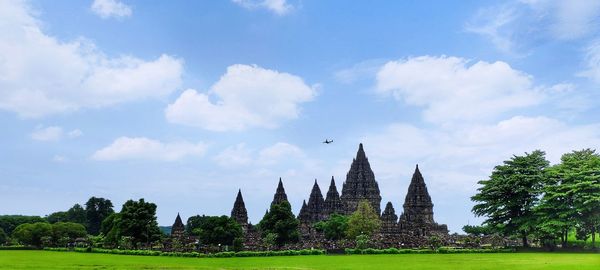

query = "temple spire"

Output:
[[171, 213, 185, 237], [324, 176, 343, 217], [271, 177, 288, 206], [231, 189, 248, 226], [298, 200, 309, 222], [340, 143, 382, 215], [401, 165, 434, 224], [305, 179, 325, 223]]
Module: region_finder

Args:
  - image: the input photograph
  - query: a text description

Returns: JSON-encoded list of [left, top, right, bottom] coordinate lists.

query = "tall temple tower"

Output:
[[340, 143, 382, 215], [323, 176, 344, 218], [171, 213, 185, 238], [303, 180, 325, 223], [231, 189, 248, 227], [398, 165, 448, 236], [271, 177, 288, 206]]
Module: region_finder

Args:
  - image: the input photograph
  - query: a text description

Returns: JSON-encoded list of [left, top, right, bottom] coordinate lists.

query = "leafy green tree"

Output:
[[101, 213, 121, 247], [66, 204, 87, 225], [51, 222, 87, 242], [188, 215, 242, 246], [428, 235, 443, 250], [46, 211, 69, 223], [85, 197, 114, 235], [0, 215, 45, 235], [12, 222, 52, 247], [462, 224, 493, 236], [0, 228, 7, 245], [258, 201, 299, 246], [472, 150, 549, 247], [346, 200, 381, 239], [536, 149, 600, 248], [113, 199, 162, 248], [186, 215, 204, 235], [315, 214, 349, 240]]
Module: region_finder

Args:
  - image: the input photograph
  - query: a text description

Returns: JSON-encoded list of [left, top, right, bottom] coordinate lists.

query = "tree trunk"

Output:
[[592, 226, 596, 249], [522, 234, 529, 247], [563, 229, 568, 248]]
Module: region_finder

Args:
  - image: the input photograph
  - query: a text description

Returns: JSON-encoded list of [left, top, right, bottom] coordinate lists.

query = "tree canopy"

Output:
[[187, 215, 242, 246], [346, 200, 381, 239], [315, 214, 349, 240], [258, 201, 299, 246], [85, 197, 114, 235], [472, 150, 549, 247]]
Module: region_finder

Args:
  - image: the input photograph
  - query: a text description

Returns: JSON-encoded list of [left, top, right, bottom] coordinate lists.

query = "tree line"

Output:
[[470, 149, 600, 249]]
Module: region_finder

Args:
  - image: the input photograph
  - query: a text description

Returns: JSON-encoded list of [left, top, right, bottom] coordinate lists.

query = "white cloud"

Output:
[[30, 126, 83, 141], [91, 0, 132, 19], [232, 0, 293, 15], [166, 64, 316, 131], [213, 143, 253, 167], [466, 0, 600, 53], [92, 137, 207, 161], [376, 56, 541, 124], [579, 40, 600, 83], [213, 142, 307, 168], [0, 0, 182, 118], [258, 142, 305, 165], [30, 126, 63, 142]]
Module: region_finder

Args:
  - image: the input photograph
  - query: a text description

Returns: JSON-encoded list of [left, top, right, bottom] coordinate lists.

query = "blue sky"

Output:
[[2, 0, 600, 233]]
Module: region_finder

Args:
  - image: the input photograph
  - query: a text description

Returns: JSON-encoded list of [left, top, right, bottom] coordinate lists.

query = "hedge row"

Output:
[[345, 247, 515, 255], [43, 247, 326, 258], [0, 246, 38, 250]]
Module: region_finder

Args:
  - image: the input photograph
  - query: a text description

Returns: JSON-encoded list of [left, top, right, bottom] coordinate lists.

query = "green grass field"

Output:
[[0, 251, 599, 270]]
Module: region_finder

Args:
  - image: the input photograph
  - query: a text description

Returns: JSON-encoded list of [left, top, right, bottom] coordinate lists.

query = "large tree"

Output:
[[11, 222, 53, 247], [108, 199, 162, 248], [46, 204, 87, 226], [258, 201, 299, 246], [545, 149, 600, 247], [187, 215, 242, 246], [472, 150, 549, 247], [346, 200, 381, 239], [315, 214, 349, 240], [85, 197, 114, 235], [0, 215, 45, 235]]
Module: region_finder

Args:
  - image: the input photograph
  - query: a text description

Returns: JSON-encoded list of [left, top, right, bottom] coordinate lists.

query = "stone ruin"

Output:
[[170, 143, 449, 250]]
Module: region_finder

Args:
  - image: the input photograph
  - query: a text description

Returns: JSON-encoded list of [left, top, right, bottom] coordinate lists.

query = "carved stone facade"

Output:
[[323, 176, 344, 218], [171, 213, 185, 238], [271, 178, 288, 207], [231, 189, 249, 231], [340, 143, 382, 215], [398, 165, 448, 236]]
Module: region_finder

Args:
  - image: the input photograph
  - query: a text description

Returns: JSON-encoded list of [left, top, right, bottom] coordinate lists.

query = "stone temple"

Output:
[[225, 143, 448, 245]]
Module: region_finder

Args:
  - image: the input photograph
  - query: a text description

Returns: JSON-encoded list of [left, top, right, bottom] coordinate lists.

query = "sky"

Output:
[[1, 0, 600, 233]]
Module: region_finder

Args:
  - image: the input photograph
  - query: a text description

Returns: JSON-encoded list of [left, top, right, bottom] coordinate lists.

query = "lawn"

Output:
[[0, 250, 598, 270]]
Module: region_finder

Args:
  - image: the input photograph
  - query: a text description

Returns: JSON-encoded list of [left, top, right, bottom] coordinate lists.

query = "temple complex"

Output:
[[163, 142, 450, 250]]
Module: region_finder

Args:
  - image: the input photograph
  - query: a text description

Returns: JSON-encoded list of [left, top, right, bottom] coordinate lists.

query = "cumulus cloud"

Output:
[[92, 137, 207, 161], [364, 116, 600, 189], [258, 142, 305, 165], [30, 126, 82, 142], [376, 56, 541, 124], [466, 0, 600, 53], [232, 0, 293, 15], [91, 0, 132, 19], [213, 143, 253, 167], [213, 142, 307, 168], [0, 0, 183, 118], [166, 64, 316, 131]]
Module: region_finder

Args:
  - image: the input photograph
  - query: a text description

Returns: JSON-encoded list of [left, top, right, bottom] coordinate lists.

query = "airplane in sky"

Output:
[[323, 139, 333, 144]]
